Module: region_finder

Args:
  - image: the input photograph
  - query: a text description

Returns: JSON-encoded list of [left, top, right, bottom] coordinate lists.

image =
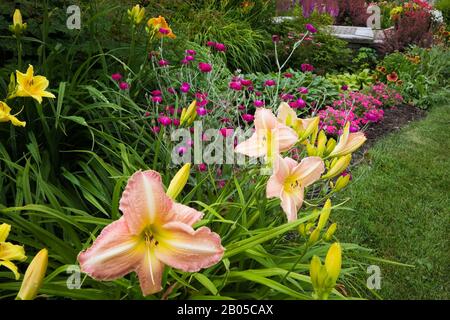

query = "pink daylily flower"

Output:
[[78, 170, 224, 296], [267, 156, 325, 221], [234, 108, 298, 158]]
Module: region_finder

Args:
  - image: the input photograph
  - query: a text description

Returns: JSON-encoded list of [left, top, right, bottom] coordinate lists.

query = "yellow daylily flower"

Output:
[[0, 101, 26, 127], [127, 4, 145, 25], [17, 248, 48, 300], [15, 65, 56, 104], [322, 154, 352, 180], [0, 223, 27, 280], [166, 163, 191, 200], [276, 102, 319, 140], [147, 16, 176, 39]]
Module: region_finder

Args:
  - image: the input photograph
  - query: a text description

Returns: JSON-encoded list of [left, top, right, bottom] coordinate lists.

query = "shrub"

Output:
[[436, 0, 450, 24]]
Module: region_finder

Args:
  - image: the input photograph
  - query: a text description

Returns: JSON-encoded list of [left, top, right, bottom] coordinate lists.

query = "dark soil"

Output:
[[355, 104, 427, 161]]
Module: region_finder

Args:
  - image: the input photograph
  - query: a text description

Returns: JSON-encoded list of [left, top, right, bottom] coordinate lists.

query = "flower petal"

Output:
[[0, 260, 21, 280], [234, 132, 266, 157], [78, 217, 142, 280], [277, 102, 297, 126], [0, 242, 26, 261], [155, 222, 224, 272], [255, 108, 278, 131], [0, 223, 11, 242], [292, 156, 325, 187], [119, 170, 172, 234], [275, 125, 298, 152], [280, 189, 304, 222], [266, 175, 283, 198], [169, 203, 203, 226], [135, 246, 165, 296]]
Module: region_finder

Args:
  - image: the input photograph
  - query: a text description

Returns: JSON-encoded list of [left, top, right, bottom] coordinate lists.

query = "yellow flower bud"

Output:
[[333, 174, 350, 192], [328, 122, 366, 158], [317, 199, 332, 231], [322, 154, 351, 180], [309, 255, 322, 290], [166, 163, 191, 200], [128, 5, 146, 25], [300, 117, 320, 140], [17, 248, 48, 300], [323, 223, 337, 241], [306, 143, 317, 156], [325, 242, 342, 285], [298, 223, 306, 237], [325, 138, 336, 155], [316, 130, 327, 157], [181, 100, 197, 125], [308, 227, 321, 245], [10, 9, 27, 35]]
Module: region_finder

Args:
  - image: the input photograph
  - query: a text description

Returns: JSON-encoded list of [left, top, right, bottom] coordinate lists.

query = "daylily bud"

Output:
[[329, 122, 366, 158], [333, 174, 350, 192], [17, 248, 48, 300], [305, 222, 315, 235], [325, 138, 336, 155], [298, 223, 306, 237], [316, 130, 327, 157], [325, 242, 342, 285], [166, 163, 191, 200], [128, 4, 146, 25], [323, 223, 337, 241], [317, 199, 332, 230], [306, 144, 317, 156], [301, 117, 320, 141], [322, 154, 351, 180], [308, 227, 321, 245], [9, 9, 27, 35], [181, 100, 197, 125], [309, 255, 322, 290]]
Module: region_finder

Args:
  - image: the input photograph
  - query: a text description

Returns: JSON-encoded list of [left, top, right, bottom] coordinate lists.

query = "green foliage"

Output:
[[351, 48, 379, 71], [327, 69, 375, 92], [378, 45, 450, 108]]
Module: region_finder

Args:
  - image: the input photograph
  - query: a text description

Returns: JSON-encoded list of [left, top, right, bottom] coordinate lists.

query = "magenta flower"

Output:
[[255, 91, 262, 97], [215, 43, 226, 52], [301, 63, 314, 72], [198, 62, 212, 73], [119, 82, 129, 90], [173, 118, 180, 126], [242, 114, 254, 123], [238, 104, 246, 110], [264, 79, 276, 87], [298, 87, 309, 94], [296, 98, 306, 108], [159, 27, 170, 35], [181, 58, 189, 65], [206, 41, 216, 47], [158, 116, 172, 126], [219, 128, 233, 137], [305, 24, 317, 33], [272, 35, 280, 43], [197, 163, 207, 172], [180, 82, 191, 93], [159, 59, 169, 67], [283, 72, 293, 78], [240, 79, 252, 86], [151, 126, 160, 134], [197, 107, 208, 116], [229, 81, 242, 91], [111, 73, 122, 81], [151, 90, 162, 96], [254, 100, 265, 107], [341, 85, 348, 91], [186, 49, 196, 55], [152, 96, 163, 103], [185, 55, 195, 61]]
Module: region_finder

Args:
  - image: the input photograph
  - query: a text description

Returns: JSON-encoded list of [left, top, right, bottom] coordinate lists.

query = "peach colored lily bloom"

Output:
[[78, 170, 224, 296], [235, 108, 298, 158], [267, 155, 325, 222], [277, 102, 319, 139]]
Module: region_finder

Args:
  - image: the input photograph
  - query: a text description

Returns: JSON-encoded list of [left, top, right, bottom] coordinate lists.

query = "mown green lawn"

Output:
[[335, 104, 450, 300]]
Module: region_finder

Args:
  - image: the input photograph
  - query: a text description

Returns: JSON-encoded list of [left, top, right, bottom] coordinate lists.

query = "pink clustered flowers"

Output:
[[319, 91, 386, 134]]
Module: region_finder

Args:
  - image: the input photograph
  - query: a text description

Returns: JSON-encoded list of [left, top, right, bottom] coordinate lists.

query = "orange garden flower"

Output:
[[147, 16, 176, 39], [386, 72, 399, 82], [376, 66, 386, 74]]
